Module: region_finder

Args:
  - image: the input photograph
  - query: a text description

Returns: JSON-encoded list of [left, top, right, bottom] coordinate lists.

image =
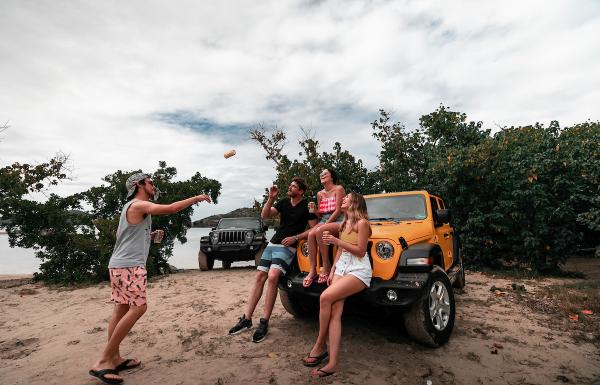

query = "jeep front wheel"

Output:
[[279, 291, 318, 319], [198, 250, 214, 271], [404, 268, 455, 347], [254, 244, 266, 267]]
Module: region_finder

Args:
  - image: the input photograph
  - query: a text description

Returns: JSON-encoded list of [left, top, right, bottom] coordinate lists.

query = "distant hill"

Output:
[[192, 207, 279, 228]]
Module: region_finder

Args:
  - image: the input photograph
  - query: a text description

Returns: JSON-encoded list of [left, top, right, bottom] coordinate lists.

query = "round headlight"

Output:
[[301, 242, 309, 257], [210, 232, 218, 244], [375, 241, 395, 260], [245, 231, 254, 243]]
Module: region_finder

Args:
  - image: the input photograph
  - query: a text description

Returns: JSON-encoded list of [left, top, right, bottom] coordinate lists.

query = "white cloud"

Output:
[[1, 0, 598, 218]]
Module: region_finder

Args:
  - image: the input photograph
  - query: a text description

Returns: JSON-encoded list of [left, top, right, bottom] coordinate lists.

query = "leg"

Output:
[[108, 304, 136, 367], [262, 267, 282, 320], [311, 274, 366, 375], [304, 224, 322, 286], [316, 223, 340, 280], [91, 304, 148, 381], [244, 270, 268, 320]]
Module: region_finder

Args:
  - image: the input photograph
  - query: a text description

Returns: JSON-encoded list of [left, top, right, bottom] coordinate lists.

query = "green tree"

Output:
[[1, 160, 221, 283], [250, 126, 375, 204]]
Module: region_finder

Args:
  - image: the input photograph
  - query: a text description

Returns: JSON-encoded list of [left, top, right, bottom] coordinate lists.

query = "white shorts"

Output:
[[334, 250, 372, 288]]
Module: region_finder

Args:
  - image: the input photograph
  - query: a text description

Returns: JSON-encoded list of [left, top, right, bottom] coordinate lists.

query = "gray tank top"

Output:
[[108, 199, 152, 268]]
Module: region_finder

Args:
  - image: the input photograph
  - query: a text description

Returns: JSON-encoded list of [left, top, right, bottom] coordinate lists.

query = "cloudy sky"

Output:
[[1, 0, 598, 219]]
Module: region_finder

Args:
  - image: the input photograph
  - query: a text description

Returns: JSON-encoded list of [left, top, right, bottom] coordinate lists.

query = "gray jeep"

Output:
[[198, 217, 268, 270]]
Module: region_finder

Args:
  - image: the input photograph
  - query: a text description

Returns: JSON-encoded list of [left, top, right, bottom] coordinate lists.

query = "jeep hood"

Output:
[[369, 221, 432, 243]]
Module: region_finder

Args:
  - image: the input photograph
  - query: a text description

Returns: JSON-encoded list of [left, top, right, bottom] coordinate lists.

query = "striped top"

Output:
[[319, 195, 337, 214]]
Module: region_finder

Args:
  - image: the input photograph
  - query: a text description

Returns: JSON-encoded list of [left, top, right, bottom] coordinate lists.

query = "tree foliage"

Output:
[[0, 160, 220, 283], [252, 106, 599, 271]]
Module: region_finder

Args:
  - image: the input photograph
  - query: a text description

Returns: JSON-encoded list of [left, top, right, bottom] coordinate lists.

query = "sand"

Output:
[[0, 268, 599, 385]]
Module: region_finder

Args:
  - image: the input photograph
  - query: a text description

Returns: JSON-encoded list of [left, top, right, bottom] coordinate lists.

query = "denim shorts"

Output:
[[257, 243, 296, 275], [319, 212, 344, 224]]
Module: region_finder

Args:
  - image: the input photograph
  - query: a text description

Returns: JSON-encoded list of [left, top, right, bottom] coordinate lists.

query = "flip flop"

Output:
[[89, 368, 123, 384], [312, 368, 335, 378], [317, 273, 329, 284], [115, 358, 141, 371], [302, 351, 329, 367], [303, 274, 316, 288]]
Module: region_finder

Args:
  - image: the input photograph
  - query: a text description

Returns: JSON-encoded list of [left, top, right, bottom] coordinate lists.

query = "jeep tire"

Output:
[[254, 244, 266, 267], [279, 291, 318, 319], [404, 267, 455, 347], [198, 250, 214, 271], [452, 236, 465, 289]]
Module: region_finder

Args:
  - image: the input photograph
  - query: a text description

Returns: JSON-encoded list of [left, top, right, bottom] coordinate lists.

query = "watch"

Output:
[[294, 235, 299, 241]]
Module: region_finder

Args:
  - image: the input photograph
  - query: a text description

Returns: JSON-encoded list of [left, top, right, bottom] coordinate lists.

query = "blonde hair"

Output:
[[341, 192, 372, 237]]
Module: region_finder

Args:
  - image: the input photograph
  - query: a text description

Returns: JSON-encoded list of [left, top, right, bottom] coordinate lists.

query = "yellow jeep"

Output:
[[278, 191, 465, 347]]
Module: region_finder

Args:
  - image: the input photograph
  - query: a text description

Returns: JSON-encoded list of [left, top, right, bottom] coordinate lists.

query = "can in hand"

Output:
[[153, 230, 164, 244], [322, 230, 330, 245], [308, 201, 316, 213]]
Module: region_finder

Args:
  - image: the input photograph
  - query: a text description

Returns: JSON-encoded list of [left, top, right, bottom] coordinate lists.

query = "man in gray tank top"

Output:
[[89, 172, 211, 384]]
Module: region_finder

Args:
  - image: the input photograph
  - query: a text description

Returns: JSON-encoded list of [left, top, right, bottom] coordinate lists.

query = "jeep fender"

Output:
[[400, 243, 444, 269]]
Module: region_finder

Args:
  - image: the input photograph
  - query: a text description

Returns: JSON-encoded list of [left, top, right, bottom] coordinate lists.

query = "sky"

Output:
[[1, 0, 599, 220]]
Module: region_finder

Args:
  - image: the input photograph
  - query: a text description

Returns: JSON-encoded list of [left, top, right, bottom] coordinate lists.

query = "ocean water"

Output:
[[0, 228, 276, 275]]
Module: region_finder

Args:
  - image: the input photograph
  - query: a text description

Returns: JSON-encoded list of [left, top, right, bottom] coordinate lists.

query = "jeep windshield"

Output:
[[217, 218, 262, 230], [366, 194, 428, 222]]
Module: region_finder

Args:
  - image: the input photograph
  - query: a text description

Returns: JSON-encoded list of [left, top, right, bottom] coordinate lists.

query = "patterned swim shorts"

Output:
[[109, 266, 147, 306]]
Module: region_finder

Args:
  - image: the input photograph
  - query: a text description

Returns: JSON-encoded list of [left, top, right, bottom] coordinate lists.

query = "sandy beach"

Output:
[[1, 267, 599, 385]]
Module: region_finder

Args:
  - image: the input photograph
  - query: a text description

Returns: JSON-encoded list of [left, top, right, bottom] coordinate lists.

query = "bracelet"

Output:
[[294, 235, 299, 241]]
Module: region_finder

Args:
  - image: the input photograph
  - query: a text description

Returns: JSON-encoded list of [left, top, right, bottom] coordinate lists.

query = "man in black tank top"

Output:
[[228, 177, 317, 343]]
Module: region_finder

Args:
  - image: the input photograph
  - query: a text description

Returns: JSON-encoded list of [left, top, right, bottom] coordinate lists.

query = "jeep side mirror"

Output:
[[436, 209, 451, 224]]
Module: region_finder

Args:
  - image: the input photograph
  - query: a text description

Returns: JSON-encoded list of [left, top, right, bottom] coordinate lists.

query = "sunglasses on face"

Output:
[[140, 180, 154, 186]]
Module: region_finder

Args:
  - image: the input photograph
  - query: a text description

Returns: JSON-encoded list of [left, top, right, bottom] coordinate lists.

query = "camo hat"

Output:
[[125, 172, 151, 200]]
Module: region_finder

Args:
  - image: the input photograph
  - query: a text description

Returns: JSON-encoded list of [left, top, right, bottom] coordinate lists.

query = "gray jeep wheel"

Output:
[[404, 267, 455, 347], [254, 244, 266, 267], [198, 250, 214, 271]]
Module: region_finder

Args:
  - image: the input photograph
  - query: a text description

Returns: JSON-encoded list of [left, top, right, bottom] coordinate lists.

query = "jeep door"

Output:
[[430, 196, 453, 269]]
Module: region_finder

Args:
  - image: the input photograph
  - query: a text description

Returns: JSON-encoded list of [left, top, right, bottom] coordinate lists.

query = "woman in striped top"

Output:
[[303, 168, 345, 287]]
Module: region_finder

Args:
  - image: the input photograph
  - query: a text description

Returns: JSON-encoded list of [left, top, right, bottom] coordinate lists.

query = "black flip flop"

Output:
[[89, 368, 123, 384], [302, 351, 329, 367], [116, 358, 141, 371], [313, 368, 335, 378]]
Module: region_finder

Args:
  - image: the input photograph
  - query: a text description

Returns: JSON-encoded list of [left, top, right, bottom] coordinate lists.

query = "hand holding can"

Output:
[[322, 230, 331, 245], [308, 201, 316, 213], [152, 230, 164, 244]]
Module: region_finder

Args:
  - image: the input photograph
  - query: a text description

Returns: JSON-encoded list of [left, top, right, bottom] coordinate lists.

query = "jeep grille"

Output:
[[218, 231, 246, 244]]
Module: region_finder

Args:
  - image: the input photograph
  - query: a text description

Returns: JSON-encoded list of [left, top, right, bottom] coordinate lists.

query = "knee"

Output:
[[308, 229, 317, 239], [320, 291, 333, 306], [131, 304, 147, 316], [267, 270, 280, 286]]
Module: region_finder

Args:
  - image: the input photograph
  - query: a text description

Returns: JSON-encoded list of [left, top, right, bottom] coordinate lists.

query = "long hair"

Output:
[[340, 192, 371, 236]]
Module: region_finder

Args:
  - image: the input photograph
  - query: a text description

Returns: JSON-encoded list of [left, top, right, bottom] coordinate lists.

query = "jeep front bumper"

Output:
[[279, 271, 430, 308]]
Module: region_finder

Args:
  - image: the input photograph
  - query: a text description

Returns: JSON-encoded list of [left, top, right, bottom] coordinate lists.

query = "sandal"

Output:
[[89, 368, 123, 384], [303, 274, 316, 288], [115, 358, 141, 371], [302, 351, 329, 367], [317, 273, 329, 284], [312, 368, 335, 378]]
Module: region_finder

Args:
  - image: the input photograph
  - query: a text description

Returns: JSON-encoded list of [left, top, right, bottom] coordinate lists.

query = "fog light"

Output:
[[207, 247, 212, 252], [249, 245, 254, 250], [287, 279, 293, 288], [386, 289, 398, 301]]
